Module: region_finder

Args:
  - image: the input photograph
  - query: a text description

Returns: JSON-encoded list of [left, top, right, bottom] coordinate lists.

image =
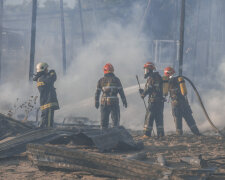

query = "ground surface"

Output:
[[0, 131, 225, 179]]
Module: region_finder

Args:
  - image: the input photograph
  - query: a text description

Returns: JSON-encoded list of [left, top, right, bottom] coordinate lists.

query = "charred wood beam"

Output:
[[0, 113, 33, 140], [29, 0, 37, 82], [0, 113, 33, 129], [0, 128, 73, 159], [27, 143, 169, 179]]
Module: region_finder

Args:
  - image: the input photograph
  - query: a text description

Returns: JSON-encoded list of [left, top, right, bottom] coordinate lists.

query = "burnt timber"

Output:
[[27, 143, 169, 179]]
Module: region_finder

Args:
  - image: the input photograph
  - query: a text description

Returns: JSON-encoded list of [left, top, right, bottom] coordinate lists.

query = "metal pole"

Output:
[[205, 0, 212, 73], [60, 0, 67, 75], [69, 5, 75, 65], [173, 0, 179, 69], [0, 0, 3, 81], [29, 0, 37, 82], [178, 0, 186, 76], [78, 0, 85, 45]]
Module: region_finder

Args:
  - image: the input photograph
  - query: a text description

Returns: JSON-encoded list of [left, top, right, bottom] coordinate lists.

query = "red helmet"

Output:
[[164, 67, 175, 77], [103, 63, 114, 74], [144, 62, 156, 70]]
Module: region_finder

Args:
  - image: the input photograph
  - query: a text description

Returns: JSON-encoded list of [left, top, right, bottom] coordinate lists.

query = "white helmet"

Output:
[[36, 62, 48, 73]]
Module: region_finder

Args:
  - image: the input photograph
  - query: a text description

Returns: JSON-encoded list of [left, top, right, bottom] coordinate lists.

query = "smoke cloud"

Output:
[[1, 0, 225, 134]]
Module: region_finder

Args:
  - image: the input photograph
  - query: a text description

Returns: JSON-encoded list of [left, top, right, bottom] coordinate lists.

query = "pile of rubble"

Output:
[[0, 115, 225, 179]]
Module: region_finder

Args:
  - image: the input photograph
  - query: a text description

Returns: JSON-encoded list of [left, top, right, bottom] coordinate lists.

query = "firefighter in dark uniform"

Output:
[[33, 62, 59, 128], [95, 63, 127, 129], [163, 67, 200, 135], [139, 62, 165, 138]]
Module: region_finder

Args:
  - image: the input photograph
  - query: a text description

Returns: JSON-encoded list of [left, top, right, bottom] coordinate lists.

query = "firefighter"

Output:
[[33, 62, 59, 128], [95, 63, 127, 129], [139, 62, 165, 137], [163, 67, 200, 135]]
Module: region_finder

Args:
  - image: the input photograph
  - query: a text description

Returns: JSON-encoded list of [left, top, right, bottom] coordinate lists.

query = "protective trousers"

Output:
[[172, 102, 200, 135], [40, 108, 54, 128], [100, 104, 120, 129], [144, 102, 164, 137]]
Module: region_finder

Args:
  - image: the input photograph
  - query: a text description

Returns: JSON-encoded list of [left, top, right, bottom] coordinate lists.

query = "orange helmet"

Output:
[[164, 67, 175, 77], [143, 62, 155, 78], [144, 62, 156, 70], [103, 63, 114, 74]]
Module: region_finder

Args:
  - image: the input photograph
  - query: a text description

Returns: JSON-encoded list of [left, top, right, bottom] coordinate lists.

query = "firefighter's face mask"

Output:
[[169, 75, 173, 79], [144, 68, 152, 78], [169, 73, 175, 79]]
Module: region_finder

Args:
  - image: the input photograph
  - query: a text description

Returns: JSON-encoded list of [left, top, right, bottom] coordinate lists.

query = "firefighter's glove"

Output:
[[123, 101, 127, 108], [139, 88, 144, 94], [33, 72, 43, 81], [95, 101, 99, 109], [139, 89, 144, 98]]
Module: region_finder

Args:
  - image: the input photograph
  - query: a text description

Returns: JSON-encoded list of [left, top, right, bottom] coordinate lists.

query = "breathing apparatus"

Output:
[[163, 67, 224, 137]]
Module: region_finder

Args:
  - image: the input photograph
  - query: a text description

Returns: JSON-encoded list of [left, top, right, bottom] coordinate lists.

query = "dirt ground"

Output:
[[0, 131, 225, 179]]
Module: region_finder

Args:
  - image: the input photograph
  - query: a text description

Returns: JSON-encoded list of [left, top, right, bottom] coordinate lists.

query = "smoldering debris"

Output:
[[0, 126, 142, 159], [27, 143, 167, 180], [25, 132, 225, 179], [0, 123, 225, 179], [0, 113, 34, 141]]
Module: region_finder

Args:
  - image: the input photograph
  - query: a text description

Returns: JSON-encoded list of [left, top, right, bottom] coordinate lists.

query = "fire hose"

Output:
[[181, 76, 224, 137]]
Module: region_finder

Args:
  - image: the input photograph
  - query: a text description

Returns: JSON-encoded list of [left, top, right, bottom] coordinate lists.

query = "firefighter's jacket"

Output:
[[95, 73, 127, 106], [168, 77, 190, 109], [141, 72, 164, 103], [33, 70, 59, 111]]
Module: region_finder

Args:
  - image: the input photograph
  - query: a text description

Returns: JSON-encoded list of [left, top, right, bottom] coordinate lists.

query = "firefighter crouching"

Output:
[[33, 62, 59, 128], [95, 63, 127, 129], [163, 67, 200, 136], [139, 62, 165, 138]]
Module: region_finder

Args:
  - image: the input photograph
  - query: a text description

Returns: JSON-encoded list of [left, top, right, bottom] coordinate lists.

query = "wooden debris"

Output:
[[0, 128, 74, 159], [0, 113, 33, 140], [77, 126, 143, 152], [0, 126, 143, 159], [27, 143, 169, 179]]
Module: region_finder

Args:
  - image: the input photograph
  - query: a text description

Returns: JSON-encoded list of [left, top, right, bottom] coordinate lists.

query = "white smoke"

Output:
[[191, 58, 225, 131], [1, 0, 225, 134], [55, 3, 151, 129]]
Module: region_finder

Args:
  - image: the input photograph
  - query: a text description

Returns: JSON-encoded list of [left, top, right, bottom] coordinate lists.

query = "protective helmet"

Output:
[[143, 62, 156, 70], [144, 62, 155, 78], [103, 63, 114, 74], [36, 62, 48, 73], [164, 67, 175, 77]]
